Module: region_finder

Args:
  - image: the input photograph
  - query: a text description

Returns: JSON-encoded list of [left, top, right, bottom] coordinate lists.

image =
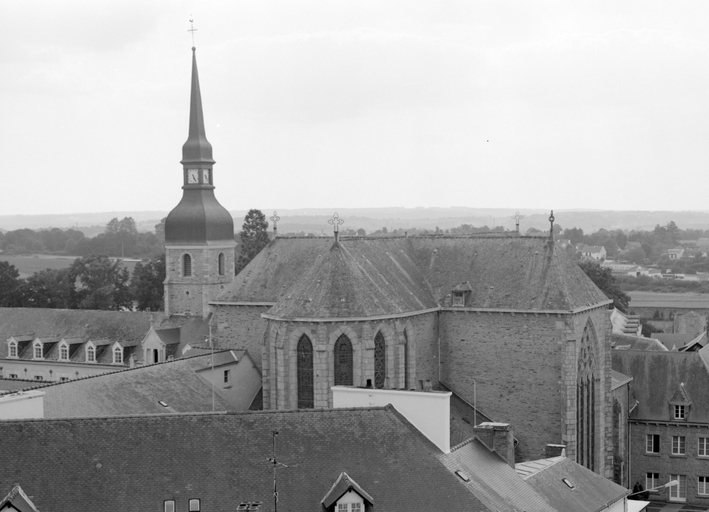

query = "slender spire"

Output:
[[181, 47, 215, 165]]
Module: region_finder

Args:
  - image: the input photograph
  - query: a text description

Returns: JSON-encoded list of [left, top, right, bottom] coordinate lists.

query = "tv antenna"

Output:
[[266, 429, 288, 512]]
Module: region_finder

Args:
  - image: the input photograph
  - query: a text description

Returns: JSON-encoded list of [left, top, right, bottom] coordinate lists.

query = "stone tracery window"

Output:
[[297, 334, 314, 409], [577, 319, 598, 471], [334, 334, 353, 386], [374, 331, 386, 389]]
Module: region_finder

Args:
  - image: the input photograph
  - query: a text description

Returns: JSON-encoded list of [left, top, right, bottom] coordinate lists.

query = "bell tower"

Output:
[[163, 47, 236, 318]]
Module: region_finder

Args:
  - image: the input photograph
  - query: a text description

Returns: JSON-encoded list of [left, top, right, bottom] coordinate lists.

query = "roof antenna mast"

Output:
[[267, 430, 288, 512], [188, 17, 198, 48]]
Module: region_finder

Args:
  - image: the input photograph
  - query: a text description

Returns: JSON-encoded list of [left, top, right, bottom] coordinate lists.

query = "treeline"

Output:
[[0, 254, 165, 312], [0, 217, 164, 259]]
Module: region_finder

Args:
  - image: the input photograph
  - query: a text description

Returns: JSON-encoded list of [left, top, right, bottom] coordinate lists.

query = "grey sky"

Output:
[[2, 1, 708, 215]]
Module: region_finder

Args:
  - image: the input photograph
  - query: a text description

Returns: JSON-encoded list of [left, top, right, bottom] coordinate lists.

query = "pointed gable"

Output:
[[321, 472, 374, 510], [0, 485, 41, 512]]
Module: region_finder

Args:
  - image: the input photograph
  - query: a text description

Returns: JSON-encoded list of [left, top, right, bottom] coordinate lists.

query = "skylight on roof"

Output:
[[562, 478, 575, 489], [158, 400, 169, 407], [455, 470, 471, 482]]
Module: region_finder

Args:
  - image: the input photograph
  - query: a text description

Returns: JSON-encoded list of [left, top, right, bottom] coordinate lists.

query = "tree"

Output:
[[0, 261, 22, 307], [155, 217, 166, 243], [69, 255, 133, 310], [19, 268, 73, 309], [577, 261, 630, 313], [564, 227, 584, 244], [235, 209, 269, 274], [131, 254, 166, 311]]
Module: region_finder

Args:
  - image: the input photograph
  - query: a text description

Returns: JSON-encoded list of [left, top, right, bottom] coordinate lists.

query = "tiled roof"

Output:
[[611, 369, 633, 391], [9, 353, 238, 418], [626, 291, 709, 309], [439, 438, 553, 511], [0, 407, 490, 512], [217, 236, 609, 317], [611, 333, 668, 351], [654, 333, 698, 350], [519, 457, 628, 512], [613, 350, 709, 422], [0, 308, 152, 358], [321, 472, 374, 509]]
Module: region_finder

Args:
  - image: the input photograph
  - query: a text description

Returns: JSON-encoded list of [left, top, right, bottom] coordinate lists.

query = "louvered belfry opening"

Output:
[[297, 334, 314, 409], [374, 331, 386, 389], [334, 334, 353, 386]]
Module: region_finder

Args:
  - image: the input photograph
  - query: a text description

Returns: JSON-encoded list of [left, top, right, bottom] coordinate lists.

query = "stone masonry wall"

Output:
[[210, 305, 269, 369]]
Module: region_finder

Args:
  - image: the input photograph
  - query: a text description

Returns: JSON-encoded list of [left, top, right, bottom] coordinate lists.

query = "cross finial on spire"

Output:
[[188, 17, 198, 49], [270, 211, 280, 238], [328, 212, 344, 242], [511, 211, 525, 234], [548, 210, 555, 241]]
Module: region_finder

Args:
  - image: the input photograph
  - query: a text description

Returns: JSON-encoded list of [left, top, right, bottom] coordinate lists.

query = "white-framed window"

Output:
[[669, 474, 687, 502], [33, 342, 43, 359], [183, 253, 192, 277], [699, 477, 709, 496], [452, 292, 465, 306], [646, 472, 659, 492], [646, 434, 660, 453], [699, 438, 709, 457], [59, 344, 69, 361], [113, 346, 123, 364], [163, 500, 175, 512], [8, 341, 17, 358], [674, 405, 686, 420], [672, 436, 686, 455], [86, 346, 96, 363], [189, 499, 201, 511], [337, 504, 362, 512]]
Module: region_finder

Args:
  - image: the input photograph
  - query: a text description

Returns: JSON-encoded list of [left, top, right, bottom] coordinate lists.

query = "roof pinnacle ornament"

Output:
[[271, 211, 280, 239], [511, 211, 525, 234], [329, 212, 344, 243], [188, 17, 198, 49], [548, 210, 555, 241]]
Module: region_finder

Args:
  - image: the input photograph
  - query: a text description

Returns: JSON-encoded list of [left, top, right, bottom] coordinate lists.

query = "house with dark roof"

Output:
[[0, 485, 40, 512], [613, 347, 709, 505]]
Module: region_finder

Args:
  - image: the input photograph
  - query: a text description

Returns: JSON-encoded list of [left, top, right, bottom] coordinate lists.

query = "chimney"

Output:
[[545, 444, 566, 458], [473, 422, 515, 467]]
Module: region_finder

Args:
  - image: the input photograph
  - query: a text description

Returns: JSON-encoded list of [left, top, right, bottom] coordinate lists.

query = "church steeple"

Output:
[[181, 47, 214, 167]]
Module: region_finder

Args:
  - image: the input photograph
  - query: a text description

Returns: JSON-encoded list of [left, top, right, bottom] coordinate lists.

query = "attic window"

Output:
[[113, 346, 123, 364], [60, 344, 69, 361], [562, 478, 575, 489], [452, 292, 465, 306], [674, 405, 687, 420], [33, 342, 43, 359], [189, 499, 201, 511], [164, 500, 175, 512], [87, 346, 96, 363], [8, 341, 17, 358], [455, 470, 471, 482]]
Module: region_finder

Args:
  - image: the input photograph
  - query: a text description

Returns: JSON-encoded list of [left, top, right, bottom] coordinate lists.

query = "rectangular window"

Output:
[[672, 436, 686, 455], [163, 500, 175, 512], [646, 472, 659, 492], [224, 369, 230, 383], [669, 474, 687, 502], [646, 434, 660, 453], [700, 438, 709, 457], [699, 477, 709, 496], [338, 505, 348, 512], [34, 344, 42, 359], [351, 504, 362, 512], [87, 347, 95, 362], [34, 375, 44, 381], [9, 343, 17, 357], [452, 292, 465, 306], [60, 345, 69, 360], [188, 499, 201, 511], [60, 377, 69, 382], [674, 405, 686, 420], [9, 374, 18, 379], [113, 348, 123, 364]]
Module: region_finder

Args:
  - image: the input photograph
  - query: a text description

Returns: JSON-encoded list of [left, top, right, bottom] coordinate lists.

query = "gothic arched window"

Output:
[[374, 331, 386, 389], [334, 334, 353, 386], [297, 334, 314, 409], [577, 320, 598, 471], [218, 252, 225, 276], [183, 254, 192, 277]]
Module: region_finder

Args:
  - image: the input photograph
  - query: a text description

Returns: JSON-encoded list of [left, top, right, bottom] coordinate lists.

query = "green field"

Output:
[[1, 255, 140, 279]]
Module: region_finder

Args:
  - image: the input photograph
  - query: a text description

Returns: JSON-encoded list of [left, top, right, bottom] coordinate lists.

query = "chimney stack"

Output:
[[473, 422, 515, 467]]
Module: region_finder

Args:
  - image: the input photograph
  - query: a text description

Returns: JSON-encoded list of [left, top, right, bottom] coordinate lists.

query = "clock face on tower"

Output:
[[187, 169, 199, 184], [202, 169, 210, 184]]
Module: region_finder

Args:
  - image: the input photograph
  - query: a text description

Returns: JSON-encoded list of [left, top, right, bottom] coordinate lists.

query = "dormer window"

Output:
[[59, 344, 69, 361], [87, 346, 96, 363], [451, 282, 472, 307], [452, 291, 465, 306], [8, 341, 17, 358], [33, 342, 43, 359], [674, 405, 686, 420], [113, 346, 123, 364]]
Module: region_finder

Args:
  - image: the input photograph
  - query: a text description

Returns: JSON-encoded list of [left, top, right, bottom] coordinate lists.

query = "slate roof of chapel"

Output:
[[0, 308, 153, 358], [0, 407, 490, 512], [215, 235, 609, 320]]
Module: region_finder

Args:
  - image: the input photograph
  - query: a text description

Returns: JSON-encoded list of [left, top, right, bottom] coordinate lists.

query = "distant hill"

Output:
[[2, 208, 709, 235]]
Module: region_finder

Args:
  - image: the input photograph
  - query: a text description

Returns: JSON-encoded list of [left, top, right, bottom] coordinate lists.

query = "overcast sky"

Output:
[[2, 1, 709, 216]]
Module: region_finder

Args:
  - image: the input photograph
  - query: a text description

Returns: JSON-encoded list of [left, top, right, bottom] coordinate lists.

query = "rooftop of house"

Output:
[[611, 333, 668, 351], [0, 407, 490, 512], [5, 352, 242, 418], [0, 484, 40, 512], [216, 235, 609, 319], [613, 348, 709, 423], [611, 369, 633, 391], [627, 291, 709, 310], [653, 332, 701, 351], [516, 456, 628, 512]]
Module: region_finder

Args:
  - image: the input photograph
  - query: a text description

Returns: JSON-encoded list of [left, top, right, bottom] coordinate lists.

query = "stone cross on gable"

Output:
[[270, 211, 280, 238], [511, 211, 525, 233], [328, 212, 344, 242], [188, 18, 198, 48], [548, 210, 555, 240]]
